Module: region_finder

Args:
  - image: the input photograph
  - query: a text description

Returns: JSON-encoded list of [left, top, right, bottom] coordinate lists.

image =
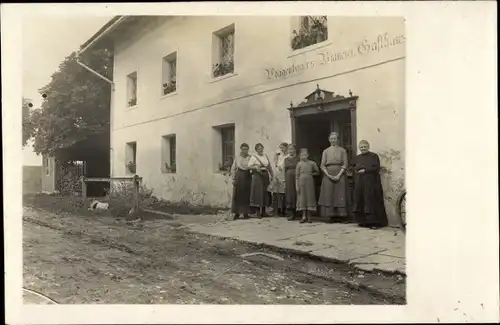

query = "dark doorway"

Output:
[[294, 109, 355, 216]]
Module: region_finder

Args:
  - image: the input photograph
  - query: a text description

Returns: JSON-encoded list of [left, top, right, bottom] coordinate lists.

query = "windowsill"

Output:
[[288, 41, 332, 58], [161, 170, 177, 174], [215, 170, 231, 176], [160, 91, 178, 100], [210, 72, 238, 83], [125, 104, 138, 111]]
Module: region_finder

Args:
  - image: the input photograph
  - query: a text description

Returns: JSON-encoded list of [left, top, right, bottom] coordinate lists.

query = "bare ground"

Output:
[[23, 202, 404, 305]]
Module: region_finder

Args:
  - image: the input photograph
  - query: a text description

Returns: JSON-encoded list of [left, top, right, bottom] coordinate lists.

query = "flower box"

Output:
[[212, 60, 234, 78], [163, 81, 177, 95], [127, 161, 136, 174], [128, 98, 137, 107]]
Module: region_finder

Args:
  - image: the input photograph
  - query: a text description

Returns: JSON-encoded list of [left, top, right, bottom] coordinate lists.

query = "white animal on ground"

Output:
[[88, 199, 109, 211]]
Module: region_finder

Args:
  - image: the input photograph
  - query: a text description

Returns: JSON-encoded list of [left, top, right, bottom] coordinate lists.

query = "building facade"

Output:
[[88, 16, 405, 226]]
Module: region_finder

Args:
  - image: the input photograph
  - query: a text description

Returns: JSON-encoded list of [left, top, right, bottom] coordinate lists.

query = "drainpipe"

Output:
[[75, 54, 115, 91]]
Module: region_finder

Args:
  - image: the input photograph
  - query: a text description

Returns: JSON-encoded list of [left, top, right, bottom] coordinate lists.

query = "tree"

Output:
[[22, 98, 35, 146], [30, 46, 113, 155]]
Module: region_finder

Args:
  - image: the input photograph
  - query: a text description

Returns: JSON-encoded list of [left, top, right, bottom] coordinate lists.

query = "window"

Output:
[[161, 134, 177, 173], [212, 24, 235, 78], [125, 142, 137, 174], [44, 156, 50, 176], [162, 52, 177, 96], [219, 125, 235, 172], [291, 16, 328, 50], [126, 72, 138, 107]]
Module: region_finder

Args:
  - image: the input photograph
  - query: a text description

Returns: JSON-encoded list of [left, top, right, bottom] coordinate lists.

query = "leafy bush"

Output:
[[107, 181, 157, 218]]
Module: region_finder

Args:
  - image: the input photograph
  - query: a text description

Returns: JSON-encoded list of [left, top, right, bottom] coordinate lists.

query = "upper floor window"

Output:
[[212, 24, 235, 78], [126, 72, 138, 107], [162, 52, 177, 96], [291, 16, 328, 51]]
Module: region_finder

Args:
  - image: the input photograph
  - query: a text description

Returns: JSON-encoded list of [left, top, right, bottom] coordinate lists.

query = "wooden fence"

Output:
[[80, 175, 143, 213]]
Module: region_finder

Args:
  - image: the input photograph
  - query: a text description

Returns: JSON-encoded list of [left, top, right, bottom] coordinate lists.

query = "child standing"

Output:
[[296, 148, 320, 223]]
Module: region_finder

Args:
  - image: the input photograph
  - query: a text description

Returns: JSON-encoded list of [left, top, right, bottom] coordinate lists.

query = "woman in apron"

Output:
[[268, 142, 289, 217], [230, 143, 252, 220], [318, 132, 349, 223], [248, 143, 274, 218]]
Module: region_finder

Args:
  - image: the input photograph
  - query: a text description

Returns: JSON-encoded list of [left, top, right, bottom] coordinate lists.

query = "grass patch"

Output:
[[23, 192, 226, 220]]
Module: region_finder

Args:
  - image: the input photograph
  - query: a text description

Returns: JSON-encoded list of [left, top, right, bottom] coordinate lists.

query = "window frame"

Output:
[[220, 125, 235, 172], [212, 24, 236, 79], [291, 16, 329, 51], [126, 72, 138, 108], [161, 52, 178, 96], [161, 134, 177, 174], [125, 141, 137, 174]]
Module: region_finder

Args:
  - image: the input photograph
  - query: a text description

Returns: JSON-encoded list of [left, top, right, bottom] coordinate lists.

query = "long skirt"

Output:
[[268, 167, 286, 194], [231, 169, 252, 215], [353, 173, 388, 227], [318, 165, 348, 220], [250, 171, 271, 208], [284, 169, 297, 210], [297, 174, 316, 211]]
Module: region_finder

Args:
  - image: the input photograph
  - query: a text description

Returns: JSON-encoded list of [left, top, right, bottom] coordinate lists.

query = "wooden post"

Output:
[[131, 175, 139, 215], [81, 176, 87, 208]]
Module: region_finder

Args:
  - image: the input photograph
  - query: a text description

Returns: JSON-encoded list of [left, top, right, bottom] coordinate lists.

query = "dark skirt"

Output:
[[284, 169, 297, 210], [250, 171, 271, 208], [231, 169, 252, 215], [318, 165, 348, 219], [353, 173, 388, 227]]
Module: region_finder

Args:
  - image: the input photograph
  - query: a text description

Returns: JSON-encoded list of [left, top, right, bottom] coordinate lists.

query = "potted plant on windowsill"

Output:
[[218, 158, 233, 175], [212, 60, 234, 78], [163, 81, 177, 95], [126, 161, 136, 174], [164, 162, 176, 173], [128, 97, 137, 107], [291, 24, 327, 50]]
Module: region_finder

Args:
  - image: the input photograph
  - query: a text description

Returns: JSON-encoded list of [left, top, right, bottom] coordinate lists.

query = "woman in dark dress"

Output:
[[284, 144, 300, 220], [230, 143, 252, 220], [248, 143, 274, 218], [352, 140, 388, 229]]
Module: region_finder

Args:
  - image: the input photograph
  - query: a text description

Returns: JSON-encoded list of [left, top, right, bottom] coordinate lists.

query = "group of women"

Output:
[[229, 132, 388, 228]]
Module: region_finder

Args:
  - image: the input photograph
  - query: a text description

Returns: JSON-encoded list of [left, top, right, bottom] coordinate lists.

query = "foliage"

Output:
[[212, 60, 234, 78], [29, 46, 113, 155], [162, 80, 177, 95], [291, 17, 328, 50], [107, 181, 157, 218], [22, 98, 36, 146]]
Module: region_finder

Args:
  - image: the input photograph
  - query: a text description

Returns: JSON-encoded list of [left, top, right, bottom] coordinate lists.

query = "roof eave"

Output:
[[78, 16, 129, 55]]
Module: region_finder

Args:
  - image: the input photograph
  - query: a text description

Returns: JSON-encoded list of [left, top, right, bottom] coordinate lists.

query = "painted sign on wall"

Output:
[[265, 32, 406, 80]]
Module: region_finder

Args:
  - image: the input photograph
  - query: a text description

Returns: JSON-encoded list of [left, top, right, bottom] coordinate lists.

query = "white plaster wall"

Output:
[[110, 16, 406, 225]]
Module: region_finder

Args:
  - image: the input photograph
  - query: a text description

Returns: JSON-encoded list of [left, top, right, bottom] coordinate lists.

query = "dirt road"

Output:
[[23, 207, 403, 304]]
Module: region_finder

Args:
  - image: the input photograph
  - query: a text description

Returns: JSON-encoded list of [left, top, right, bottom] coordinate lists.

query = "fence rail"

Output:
[[80, 175, 143, 213]]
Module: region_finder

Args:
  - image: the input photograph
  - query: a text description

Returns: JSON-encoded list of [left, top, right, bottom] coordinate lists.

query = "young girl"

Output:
[[296, 148, 320, 223]]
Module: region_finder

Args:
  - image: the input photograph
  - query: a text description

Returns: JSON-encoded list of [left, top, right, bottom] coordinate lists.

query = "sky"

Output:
[[22, 15, 112, 165], [22, 15, 112, 108]]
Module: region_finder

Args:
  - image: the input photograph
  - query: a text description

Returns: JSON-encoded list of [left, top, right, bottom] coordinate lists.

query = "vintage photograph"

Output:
[[22, 15, 406, 305]]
